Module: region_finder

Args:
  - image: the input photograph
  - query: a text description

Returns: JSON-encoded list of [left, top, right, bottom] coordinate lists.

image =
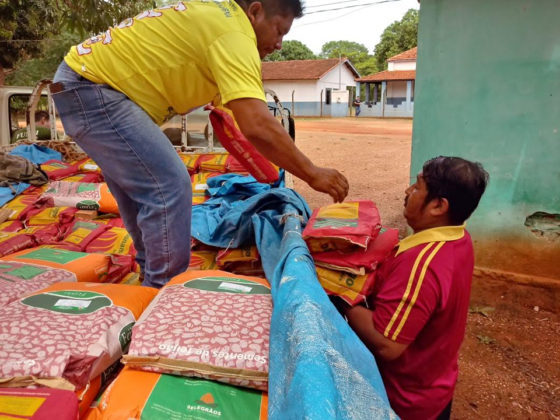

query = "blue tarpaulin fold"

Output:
[[192, 189, 397, 419], [191, 188, 310, 248], [255, 210, 397, 420]]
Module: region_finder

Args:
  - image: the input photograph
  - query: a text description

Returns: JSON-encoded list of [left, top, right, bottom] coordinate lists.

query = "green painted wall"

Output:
[[412, 0, 560, 279]]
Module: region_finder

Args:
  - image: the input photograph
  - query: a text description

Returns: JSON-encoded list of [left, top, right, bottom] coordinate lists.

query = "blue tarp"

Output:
[[9, 144, 62, 164], [192, 188, 397, 419], [191, 187, 310, 248]]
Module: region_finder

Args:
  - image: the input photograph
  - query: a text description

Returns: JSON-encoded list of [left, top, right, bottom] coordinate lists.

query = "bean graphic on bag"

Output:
[[0, 282, 157, 390]]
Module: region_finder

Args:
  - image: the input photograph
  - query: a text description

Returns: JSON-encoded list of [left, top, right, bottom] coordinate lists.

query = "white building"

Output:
[[356, 47, 417, 118], [262, 59, 360, 117]]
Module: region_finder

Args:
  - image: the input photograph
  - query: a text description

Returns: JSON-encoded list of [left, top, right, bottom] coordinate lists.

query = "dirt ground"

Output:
[[292, 117, 560, 420]]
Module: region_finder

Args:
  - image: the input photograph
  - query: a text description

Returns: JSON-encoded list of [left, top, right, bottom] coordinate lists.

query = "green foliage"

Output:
[[319, 40, 377, 77], [264, 40, 316, 61], [58, 0, 156, 37], [373, 9, 418, 70], [0, 0, 60, 69], [3, 0, 155, 84], [6, 32, 81, 86]]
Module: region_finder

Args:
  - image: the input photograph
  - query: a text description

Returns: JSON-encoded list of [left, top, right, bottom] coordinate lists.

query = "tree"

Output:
[[57, 0, 156, 37], [6, 32, 81, 85], [0, 0, 60, 81], [2, 0, 154, 84], [264, 40, 316, 61], [373, 9, 418, 70], [319, 40, 377, 76]]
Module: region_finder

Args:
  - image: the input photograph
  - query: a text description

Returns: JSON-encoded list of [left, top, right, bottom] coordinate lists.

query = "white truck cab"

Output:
[[0, 83, 218, 151], [0, 85, 57, 147]]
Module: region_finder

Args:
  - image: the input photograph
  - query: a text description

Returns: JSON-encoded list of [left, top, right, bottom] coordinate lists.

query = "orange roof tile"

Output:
[[261, 59, 359, 80], [356, 70, 415, 82], [387, 47, 417, 62]]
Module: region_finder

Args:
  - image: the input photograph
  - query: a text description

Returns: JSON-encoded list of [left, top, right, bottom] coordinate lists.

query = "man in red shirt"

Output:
[[343, 156, 489, 420]]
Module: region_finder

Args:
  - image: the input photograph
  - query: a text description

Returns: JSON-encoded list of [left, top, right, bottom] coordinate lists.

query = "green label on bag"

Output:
[[313, 217, 358, 228], [77, 200, 100, 211], [183, 276, 270, 295], [119, 321, 135, 352], [21, 290, 111, 314], [142, 375, 264, 420], [15, 248, 86, 264], [77, 183, 97, 193], [72, 221, 101, 231], [6, 265, 47, 280]]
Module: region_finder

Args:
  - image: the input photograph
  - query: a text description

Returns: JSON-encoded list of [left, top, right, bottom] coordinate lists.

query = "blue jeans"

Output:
[[52, 61, 191, 288]]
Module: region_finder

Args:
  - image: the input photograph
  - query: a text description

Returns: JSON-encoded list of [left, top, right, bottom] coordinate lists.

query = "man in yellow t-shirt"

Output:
[[50, 0, 349, 289]]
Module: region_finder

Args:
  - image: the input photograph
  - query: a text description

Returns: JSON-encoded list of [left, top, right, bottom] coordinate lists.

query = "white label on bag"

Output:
[[218, 282, 252, 293], [54, 299, 91, 309]]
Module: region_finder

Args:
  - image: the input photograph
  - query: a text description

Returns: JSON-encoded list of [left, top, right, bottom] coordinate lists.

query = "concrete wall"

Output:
[[389, 60, 416, 71], [264, 80, 316, 104], [319, 62, 357, 92], [412, 0, 560, 280]]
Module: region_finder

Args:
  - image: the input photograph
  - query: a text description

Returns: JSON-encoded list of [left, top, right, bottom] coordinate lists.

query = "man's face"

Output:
[[249, 5, 294, 59], [37, 117, 49, 128], [403, 172, 431, 231]]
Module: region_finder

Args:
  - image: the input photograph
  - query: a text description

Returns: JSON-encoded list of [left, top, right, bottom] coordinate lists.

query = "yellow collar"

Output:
[[396, 224, 466, 256]]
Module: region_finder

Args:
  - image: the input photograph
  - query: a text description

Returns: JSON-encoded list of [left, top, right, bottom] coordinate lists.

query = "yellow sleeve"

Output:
[[207, 31, 266, 105]]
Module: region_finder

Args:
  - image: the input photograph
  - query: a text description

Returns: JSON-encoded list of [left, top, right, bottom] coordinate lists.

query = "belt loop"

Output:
[[49, 82, 64, 94]]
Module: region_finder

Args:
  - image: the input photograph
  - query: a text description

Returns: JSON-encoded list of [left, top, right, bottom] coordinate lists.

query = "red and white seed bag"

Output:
[[123, 270, 272, 391]]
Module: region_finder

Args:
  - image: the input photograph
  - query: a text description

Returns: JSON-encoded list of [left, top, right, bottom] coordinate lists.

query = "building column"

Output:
[[355, 81, 361, 99], [373, 83, 378, 104], [406, 80, 412, 111], [381, 81, 386, 117], [365, 83, 370, 103]]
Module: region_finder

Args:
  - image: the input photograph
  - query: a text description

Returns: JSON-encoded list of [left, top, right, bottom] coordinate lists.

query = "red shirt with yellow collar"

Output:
[[370, 225, 474, 420]]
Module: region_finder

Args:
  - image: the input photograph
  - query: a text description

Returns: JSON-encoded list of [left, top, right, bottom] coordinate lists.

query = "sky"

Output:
[[284, 0, 420, 55]]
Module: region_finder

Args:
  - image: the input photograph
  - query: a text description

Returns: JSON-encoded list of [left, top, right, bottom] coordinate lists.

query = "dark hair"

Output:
[[35, 110, 49, 122], [422, 156, 489, 225], [235, 0, 303, 18]]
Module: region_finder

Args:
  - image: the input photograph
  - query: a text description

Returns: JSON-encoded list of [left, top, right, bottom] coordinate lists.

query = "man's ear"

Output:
[[429, 197, 449, 217], [246, 1, 264, 24]]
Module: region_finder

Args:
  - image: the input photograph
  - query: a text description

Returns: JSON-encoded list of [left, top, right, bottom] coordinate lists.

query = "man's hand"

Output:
[[308, 166, 349, 203], [227, 98, 349, 202]]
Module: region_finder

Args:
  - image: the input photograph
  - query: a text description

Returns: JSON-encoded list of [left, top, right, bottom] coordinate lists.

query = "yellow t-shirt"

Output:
[[64, 1, 266, 124]]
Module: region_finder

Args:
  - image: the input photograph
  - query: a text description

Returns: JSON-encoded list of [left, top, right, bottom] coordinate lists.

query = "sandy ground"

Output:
[[292, 117, 560, 420]]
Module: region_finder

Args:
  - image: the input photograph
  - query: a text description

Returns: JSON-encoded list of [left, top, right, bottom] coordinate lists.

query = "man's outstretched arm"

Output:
[[227, 98, 349, 202]]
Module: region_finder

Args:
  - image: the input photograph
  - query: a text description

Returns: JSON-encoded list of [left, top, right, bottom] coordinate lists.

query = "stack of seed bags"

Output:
[[303, 201, 398, 306]]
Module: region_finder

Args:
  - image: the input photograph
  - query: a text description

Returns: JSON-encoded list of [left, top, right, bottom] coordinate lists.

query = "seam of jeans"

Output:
[[95, 86, 172, 282]]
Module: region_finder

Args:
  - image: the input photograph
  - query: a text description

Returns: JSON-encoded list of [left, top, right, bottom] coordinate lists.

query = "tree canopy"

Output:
[[2, 0, 154, 84], [264, 40, 316, 62], [319, 40, 377, 77], [373, 9, 418, 70]]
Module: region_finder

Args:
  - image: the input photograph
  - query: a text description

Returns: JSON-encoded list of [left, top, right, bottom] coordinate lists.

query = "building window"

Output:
[[325, 88, 332, 105]]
